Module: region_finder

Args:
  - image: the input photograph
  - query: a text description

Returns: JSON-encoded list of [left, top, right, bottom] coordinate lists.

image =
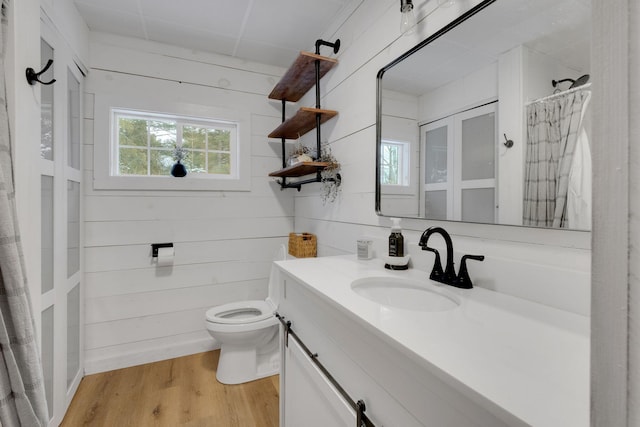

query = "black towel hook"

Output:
[[503, 133, 514, 148], [26, 59, 56, 86]]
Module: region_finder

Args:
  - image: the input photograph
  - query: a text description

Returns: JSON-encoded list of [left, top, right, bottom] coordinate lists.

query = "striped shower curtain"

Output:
[[523, 89, 590, 228], [0, 1, 49, 425]]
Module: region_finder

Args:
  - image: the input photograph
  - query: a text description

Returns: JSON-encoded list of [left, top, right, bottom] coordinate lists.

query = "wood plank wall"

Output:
[[83, 34, 293, 373]]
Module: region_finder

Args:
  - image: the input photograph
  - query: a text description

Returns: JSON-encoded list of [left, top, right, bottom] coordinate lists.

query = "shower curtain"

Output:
[[523, 89, 591, 228], [0, 1, 49, 425]]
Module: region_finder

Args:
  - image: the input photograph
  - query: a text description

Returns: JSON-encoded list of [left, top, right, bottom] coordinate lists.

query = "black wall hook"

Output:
[[503, 133, 514, 148], [26, 59, 56, 86]]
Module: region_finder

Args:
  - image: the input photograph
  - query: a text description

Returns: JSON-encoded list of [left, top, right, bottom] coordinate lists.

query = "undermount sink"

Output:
[[350, 277, 460, 312]]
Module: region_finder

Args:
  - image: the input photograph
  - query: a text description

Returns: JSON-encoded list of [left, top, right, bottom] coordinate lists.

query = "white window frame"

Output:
[[93, 94, 251, 191]]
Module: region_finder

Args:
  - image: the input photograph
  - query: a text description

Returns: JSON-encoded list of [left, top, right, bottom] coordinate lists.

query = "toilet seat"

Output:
[[206, 300, 274, 325]]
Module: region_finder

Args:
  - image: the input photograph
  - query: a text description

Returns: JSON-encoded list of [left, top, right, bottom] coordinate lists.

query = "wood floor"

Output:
[[61, 350, 279, 427]]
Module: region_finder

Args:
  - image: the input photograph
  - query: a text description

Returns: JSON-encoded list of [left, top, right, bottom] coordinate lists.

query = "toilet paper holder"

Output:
[[151, 242, 173, 258]]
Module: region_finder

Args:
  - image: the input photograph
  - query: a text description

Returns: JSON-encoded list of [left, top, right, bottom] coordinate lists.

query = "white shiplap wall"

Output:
[[83, 34, 294, 373], [293, 0, 592, 314]]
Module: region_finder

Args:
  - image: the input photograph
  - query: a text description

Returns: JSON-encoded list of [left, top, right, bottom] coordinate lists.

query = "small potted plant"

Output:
[[287, 142, 313, 166], [171, 145, 188, 177], [319, 144, 342, 204]]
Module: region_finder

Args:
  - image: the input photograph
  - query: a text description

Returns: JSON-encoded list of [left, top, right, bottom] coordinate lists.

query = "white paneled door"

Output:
[[420, 103, 498, 223], [39, 16, 84, 426]]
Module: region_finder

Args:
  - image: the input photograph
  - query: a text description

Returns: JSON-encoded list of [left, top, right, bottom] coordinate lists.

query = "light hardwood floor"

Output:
[[61, 350, 279, 426]]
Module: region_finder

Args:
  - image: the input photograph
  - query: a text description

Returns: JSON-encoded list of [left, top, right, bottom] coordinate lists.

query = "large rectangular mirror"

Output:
[[376, 0, 591, 231]]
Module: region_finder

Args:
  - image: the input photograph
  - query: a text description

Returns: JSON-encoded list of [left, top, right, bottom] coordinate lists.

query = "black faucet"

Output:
[[418, 226, 484, 289]]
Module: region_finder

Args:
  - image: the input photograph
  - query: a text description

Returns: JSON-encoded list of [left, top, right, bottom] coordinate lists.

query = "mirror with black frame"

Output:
[[376, 0, 591, 230]]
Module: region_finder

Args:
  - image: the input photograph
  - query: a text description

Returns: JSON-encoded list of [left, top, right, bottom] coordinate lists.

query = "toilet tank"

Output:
[[266, 244, 287, 308]]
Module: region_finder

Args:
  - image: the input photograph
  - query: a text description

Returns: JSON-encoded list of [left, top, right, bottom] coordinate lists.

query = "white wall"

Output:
[[292, 0, 591, 315], [419, 62, 497, 122], [591, 0, 638, 424], [83, 34, 294, 373]]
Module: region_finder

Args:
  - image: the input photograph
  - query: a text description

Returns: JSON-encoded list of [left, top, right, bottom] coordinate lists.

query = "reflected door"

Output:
[[420, 103, 497, 222], [456, 104, 497, 223], [420, 118, 453, 219]]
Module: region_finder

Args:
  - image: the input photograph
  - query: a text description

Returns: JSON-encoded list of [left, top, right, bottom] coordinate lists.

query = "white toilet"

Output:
[[205, 246, 285, 384]]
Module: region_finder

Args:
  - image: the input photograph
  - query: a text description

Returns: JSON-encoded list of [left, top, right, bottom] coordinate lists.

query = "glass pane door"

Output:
[[456, 104, 497, 223], [39, 23, 84, 426], [420, 103, 497, 222], [420, 117, 453, 218], [39, 37, 55, 421]]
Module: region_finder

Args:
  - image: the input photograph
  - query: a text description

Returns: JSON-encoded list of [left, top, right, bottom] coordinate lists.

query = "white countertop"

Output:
[[275, 255, 590, 427]]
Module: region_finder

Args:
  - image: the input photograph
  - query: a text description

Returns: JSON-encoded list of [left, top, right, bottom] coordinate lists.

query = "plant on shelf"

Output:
[[287, 142, 313, 166], [171, 145, 188, 177], [319, 144, 341, 204]]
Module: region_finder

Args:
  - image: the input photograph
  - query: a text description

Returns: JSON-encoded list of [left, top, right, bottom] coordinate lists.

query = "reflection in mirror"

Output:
[[376, 0, 591, 231]]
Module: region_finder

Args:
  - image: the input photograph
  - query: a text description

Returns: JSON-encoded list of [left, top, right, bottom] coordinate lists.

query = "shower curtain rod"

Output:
[[526, 82, 592, 106]]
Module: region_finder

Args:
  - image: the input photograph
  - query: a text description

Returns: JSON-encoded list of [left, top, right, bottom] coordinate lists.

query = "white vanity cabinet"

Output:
[[276, 269, 519, 427]]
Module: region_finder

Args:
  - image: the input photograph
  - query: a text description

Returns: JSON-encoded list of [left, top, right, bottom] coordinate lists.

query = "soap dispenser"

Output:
[[388, 218, 404, 257]]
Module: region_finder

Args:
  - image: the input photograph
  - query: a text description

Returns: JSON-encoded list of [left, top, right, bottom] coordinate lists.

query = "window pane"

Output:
[[113, 110, 238, 180], [186, 150, 206, 174], [150, 149, 173, 175], [67, 69, 81, 169], [208, 153, 230, 175], [425, 190, 447, 220], [425, 126, 448, 184], [41, 176, 54, 294], [462, 188, 495, 223], [67, 284, 80, 388], [461, 112, 495, 180], [208, 129, 230, 151], [119, 147, 148, 175], [183, 126, 206, 150], [148, 120, 176, 148], [67, 180, 80, 277], [42, 306, 54, 419], [119, 118, 148, 147], [381, 143, 400, 185], [41, 40, 54, 161]]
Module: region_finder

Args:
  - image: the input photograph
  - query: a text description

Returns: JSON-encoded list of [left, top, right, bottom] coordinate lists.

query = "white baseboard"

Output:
[[84, 336, 219, 375]]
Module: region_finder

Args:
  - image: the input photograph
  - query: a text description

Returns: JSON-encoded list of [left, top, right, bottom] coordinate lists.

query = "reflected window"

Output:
[[381, 140, 410, 186]]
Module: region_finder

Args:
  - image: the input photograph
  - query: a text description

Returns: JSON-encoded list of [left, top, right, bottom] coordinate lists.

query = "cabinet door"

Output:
[[282, 337, 356, 427]]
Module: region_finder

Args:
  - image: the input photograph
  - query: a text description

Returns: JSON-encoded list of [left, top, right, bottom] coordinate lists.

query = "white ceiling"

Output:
[[74, 0, 354, 67]]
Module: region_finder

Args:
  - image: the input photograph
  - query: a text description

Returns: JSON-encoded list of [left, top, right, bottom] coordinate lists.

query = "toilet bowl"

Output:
[[205, 246, 285, 384]]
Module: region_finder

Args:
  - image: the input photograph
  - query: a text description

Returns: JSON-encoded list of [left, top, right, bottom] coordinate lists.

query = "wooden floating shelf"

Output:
[[268, 52, 338, 102], [268, 162, 330, 178], [268, 107, 338, 139]]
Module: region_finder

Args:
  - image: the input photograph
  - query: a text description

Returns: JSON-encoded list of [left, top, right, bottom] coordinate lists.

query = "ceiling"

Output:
[[74, 0, 355, 68]]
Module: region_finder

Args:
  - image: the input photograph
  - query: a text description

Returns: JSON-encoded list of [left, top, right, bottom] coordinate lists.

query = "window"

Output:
[[113, 110, 237, 178], [93, 94, 251, 191], [381, 140, 410, 186]]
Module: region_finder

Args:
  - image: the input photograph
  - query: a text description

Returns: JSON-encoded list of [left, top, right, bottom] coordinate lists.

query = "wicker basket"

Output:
[[288, 233, 317, 258]]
